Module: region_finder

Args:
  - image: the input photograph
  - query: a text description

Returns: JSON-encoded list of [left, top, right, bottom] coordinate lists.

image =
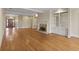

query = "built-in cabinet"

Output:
[[54, 12, 68, 36]]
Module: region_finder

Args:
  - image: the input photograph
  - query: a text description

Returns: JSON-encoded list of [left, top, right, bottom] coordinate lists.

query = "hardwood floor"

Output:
[[1, 28, 79, 51]]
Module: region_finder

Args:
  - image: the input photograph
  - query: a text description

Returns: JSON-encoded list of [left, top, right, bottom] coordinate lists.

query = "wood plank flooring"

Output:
[[1, 28, 79, 51]]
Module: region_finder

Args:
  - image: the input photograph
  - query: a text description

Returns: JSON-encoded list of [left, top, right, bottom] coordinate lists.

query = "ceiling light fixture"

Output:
[[35, 13, 38, 17]]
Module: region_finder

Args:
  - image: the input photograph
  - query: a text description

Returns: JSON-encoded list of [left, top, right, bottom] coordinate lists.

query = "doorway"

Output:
[[5, 17, 16, 37], [6, 19, 15, 28]]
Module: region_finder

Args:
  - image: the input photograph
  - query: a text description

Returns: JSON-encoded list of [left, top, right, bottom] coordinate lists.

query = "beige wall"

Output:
[[18, 16, 32, 28], [0, 9, 5, 47], [18, 15, 23, 28], [22, 16, 32, 28], [32, 16, 38, 29]]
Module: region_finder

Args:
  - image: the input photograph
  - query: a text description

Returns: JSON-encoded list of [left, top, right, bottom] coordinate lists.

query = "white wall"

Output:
[[48, 10, 55, 33], [70, 8, 79, 38], [38, 12, 49, 24]]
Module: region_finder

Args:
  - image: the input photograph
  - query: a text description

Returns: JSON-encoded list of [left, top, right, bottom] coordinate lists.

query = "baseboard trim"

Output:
[[71, 36, 79, 39], [50, 33, 68, 38]]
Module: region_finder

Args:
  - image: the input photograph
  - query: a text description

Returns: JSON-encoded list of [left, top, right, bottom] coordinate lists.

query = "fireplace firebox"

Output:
[[39, 24, 47, 32]]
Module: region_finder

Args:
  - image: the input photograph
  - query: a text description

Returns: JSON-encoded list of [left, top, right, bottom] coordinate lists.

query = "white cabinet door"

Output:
[[54, 13, 68, 36]]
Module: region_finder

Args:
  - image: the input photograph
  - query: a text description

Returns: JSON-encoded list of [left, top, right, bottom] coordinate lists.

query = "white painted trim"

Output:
[[71, 35, 79, 38], [67, 8, 71, 38]]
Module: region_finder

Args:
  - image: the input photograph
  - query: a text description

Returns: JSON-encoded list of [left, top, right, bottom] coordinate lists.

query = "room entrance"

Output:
[[6, 18, 15, 28]]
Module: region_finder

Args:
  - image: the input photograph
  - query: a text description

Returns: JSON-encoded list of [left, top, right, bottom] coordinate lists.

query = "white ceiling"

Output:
[[24, 8, 54, 13], [4, 8, 37, 16], [4, 8, 68, 16]]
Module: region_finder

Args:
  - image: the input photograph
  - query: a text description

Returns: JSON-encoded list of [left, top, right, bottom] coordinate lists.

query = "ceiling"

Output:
[[24, 8, 54, 13], [4, 8, 37, 16], [4, 8, 68, 16]]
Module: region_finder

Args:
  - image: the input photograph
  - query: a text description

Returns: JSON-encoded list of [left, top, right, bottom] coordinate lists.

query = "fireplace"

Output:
[[39, 24, 47, 32]]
